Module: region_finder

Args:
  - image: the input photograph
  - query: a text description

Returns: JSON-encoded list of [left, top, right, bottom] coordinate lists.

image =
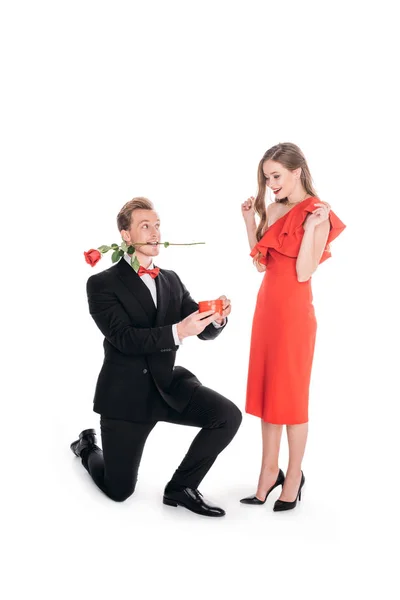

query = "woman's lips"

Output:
[[272, 188, 282, 195]]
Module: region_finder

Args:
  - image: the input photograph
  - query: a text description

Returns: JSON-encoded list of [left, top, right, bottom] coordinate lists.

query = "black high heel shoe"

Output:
[[240, 469, 285, 505], [273, 472, 305, 512]]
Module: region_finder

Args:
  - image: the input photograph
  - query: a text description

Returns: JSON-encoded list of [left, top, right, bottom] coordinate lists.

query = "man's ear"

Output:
[[121, 229, 130, 243]]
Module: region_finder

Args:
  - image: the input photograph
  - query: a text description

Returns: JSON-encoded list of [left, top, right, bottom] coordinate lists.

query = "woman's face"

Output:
[[262, 159, 300, 200]]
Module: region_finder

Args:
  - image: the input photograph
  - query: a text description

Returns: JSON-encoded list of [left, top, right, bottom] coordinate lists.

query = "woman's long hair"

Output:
[[254, 143, 318, 243]]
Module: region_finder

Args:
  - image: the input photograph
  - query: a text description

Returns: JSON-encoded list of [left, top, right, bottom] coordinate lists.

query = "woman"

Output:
[[240, 142, 345, 511]]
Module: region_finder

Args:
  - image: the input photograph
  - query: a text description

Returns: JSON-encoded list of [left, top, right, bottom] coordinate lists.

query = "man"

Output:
[[71, 197, 242, 517]]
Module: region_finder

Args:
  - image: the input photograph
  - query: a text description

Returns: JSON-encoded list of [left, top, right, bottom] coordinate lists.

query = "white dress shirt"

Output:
[[124, 254, 225, 345]]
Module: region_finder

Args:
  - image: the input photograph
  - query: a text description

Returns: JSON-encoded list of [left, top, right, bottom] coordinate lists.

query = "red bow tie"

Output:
[[138, 266, 160, 279]]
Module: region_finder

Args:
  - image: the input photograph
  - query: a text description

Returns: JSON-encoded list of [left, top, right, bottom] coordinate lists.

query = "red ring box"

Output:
[[198, 299, 223, 314]]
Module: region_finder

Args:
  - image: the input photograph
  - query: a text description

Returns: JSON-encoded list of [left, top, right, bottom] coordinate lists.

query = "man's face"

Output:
[[122, 209, 161, 259]]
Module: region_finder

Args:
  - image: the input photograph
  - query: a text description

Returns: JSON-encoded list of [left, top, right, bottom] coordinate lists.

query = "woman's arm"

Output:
[[296, 203, 331, 282], [242, 197, 276, 250], [241, 196, 258, 250], [245, 220, 258, 250]]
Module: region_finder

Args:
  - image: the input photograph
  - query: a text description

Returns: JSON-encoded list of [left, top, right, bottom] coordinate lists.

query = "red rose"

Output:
[[84, 249, 101, 267]]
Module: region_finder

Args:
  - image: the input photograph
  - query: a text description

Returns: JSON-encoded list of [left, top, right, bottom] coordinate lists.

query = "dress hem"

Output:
[[245, 409, 309, 426]]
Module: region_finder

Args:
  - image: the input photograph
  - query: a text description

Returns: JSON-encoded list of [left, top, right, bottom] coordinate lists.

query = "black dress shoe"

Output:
[[240, 469, 285, 504], [273, 472, 305, 512], [70, 428, 97, 457], [163, 486, 225, 517]]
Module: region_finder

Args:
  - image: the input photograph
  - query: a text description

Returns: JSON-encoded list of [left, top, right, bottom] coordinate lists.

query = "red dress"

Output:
[[245, 197, 346, 424]]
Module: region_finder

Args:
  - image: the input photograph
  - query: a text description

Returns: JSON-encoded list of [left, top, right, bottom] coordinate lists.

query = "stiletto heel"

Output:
[[240, 469, 285, 505], [273, 472, 305, 512]]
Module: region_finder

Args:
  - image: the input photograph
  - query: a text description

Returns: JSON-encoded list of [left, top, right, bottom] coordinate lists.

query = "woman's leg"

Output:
[[255, 421, 283, 500], [278, 422, 308, 501]]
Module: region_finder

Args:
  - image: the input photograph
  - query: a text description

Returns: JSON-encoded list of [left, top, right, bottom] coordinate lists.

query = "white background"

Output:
[[1, 0, 399, 598]]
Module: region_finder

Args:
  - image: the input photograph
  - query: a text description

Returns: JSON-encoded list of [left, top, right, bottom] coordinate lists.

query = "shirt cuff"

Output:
[[212, 319, 226, 329], [172, 323, 182, 345]]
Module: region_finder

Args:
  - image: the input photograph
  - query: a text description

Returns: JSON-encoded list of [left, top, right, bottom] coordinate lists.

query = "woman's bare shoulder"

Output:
[[266, 202, 281, 215], [266, 201, 282, 224]]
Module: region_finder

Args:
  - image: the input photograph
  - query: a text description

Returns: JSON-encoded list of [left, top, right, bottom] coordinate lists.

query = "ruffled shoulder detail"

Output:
[[250, 197, 346, 264]]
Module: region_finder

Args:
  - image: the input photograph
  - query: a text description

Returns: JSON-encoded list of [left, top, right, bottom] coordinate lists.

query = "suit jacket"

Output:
[[87, 257, 227, 421]]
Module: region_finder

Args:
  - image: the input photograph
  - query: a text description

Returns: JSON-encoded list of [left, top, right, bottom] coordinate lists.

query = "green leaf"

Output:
[[111, 243, 119, 249], [127, 245, 135, 255], [98, 245, 111, 254], [131, 254, 140, 272], [111, 249, 121, 263], [120, 241, 128, 252], [164, 241, 170, 248], [118, 249, 124, 258]]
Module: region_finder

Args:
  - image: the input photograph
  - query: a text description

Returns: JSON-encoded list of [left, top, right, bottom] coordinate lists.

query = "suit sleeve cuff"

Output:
[[172, 324, 182, 345], [212, 319, 226, 329]]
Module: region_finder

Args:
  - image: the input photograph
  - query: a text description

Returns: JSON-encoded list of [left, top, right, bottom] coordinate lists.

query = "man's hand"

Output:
[[214, 295, 231, 325], [177, 310, 221, 341]]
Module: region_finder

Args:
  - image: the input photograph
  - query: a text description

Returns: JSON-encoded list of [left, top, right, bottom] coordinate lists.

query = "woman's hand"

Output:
[[241, 196, 256, 226], [303, 202, 331, 231], [255, 261, 266, 272]]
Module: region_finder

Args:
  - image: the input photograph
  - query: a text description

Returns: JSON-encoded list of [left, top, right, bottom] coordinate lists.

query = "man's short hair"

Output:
[[117, 197, 154, 231]]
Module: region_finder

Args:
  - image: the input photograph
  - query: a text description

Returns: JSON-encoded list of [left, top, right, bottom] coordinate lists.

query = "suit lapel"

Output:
[[116, 258, 156, 323], [154, 269, 170, 326]]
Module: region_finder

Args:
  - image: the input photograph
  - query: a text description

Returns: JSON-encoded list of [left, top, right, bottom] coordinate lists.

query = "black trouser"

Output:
[[81, 385, 242, 502]]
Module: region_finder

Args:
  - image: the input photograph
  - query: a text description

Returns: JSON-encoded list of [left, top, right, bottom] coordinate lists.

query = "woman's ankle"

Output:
[[260, 465, 279, 474], [285, 467, 302, 479]]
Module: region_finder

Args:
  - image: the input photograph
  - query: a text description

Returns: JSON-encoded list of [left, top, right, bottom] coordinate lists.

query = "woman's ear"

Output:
[[293, 167, 302, 180]]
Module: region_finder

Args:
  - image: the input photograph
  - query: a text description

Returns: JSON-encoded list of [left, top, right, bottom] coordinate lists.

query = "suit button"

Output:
[[143, 368, 148, 374]]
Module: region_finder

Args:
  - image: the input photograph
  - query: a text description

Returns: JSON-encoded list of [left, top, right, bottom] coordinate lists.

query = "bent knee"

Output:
[[107, 481, 137, 503], [110, 493, 129, 502], [227, 404, 242, 432]]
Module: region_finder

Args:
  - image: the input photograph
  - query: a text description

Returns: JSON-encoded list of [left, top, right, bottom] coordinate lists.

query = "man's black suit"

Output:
[[81, 258, 242, 502]]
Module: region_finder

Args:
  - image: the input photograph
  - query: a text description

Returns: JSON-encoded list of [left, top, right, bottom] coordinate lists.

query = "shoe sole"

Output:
[[162, 496, 225, 517], [70, 442, 80, 457], [70, 429, 97, 457], [80, 428, 96, 437]]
